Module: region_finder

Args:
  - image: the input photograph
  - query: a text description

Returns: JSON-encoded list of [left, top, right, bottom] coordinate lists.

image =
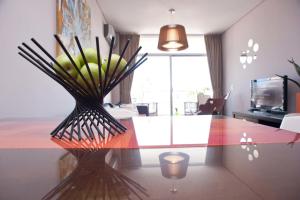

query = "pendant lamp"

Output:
[[158, 9, 188, 51]]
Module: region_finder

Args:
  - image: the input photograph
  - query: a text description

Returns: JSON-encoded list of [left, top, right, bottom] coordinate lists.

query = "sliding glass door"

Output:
[[171, 56, 212, 115], [131, 35, 212, 116], [131, 56, 171, 115], [131, 55, 212, 115]]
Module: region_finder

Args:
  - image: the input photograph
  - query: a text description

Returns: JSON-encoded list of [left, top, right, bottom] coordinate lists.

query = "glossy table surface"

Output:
[[1, 115, 300, 200]]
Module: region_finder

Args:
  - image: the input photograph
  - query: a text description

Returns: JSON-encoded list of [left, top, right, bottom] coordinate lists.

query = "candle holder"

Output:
[[18, 35, 147, 140], [159, 152, 190, 193]]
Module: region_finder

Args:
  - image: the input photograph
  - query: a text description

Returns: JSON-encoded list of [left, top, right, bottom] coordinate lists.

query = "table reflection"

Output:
[[287, 133, 300, 147], [240, 132, 260, 162], [132, 115, 213, 147], [43, 138, 148, 200], [159, 152, 190, 193], [223, 131, 300, 199]]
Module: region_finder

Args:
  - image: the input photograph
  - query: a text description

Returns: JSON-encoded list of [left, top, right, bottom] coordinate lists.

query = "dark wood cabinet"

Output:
[[233, 111, 285, 128]]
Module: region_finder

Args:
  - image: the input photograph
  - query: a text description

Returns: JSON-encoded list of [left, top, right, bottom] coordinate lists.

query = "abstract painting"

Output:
[[56, 0, 91, 56]]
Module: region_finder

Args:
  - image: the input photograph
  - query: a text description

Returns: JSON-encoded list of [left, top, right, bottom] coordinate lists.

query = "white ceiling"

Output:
[[97, 0, 264, 34]]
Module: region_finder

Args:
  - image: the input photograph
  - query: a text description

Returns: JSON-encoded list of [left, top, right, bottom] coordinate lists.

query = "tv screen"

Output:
[[251, 76, 287, 112]]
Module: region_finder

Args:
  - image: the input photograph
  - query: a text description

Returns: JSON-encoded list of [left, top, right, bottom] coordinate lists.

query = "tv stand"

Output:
[[232, 111, 285, 128]]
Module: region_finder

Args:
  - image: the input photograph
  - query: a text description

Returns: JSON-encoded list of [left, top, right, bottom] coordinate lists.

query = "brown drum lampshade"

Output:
[[158, 24, 188, 51]]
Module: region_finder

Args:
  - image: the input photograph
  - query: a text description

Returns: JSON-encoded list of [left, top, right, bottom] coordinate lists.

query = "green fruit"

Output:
[[77, 48, 98, 66], [77, 63, 104, 89], [102, 54, 127, 79], [54, 54, 81, 79]]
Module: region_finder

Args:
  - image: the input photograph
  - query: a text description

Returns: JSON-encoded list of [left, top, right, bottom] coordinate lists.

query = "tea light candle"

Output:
[[163, 155, 185, 164]]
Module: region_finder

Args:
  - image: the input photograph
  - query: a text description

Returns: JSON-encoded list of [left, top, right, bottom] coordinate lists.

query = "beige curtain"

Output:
[[204, 34, 223, 98], [119, 34, 140, 104]]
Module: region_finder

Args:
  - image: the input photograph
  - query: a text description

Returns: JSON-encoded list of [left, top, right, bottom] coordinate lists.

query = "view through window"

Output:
[[131, 35, 212, 115]]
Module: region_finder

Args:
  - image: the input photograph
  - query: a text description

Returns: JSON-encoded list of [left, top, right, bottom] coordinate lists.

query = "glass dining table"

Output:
[[0, 115, 300, 200]]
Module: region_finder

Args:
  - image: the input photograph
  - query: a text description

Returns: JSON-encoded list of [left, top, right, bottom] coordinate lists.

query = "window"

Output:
[[131, 35, 212, 115]]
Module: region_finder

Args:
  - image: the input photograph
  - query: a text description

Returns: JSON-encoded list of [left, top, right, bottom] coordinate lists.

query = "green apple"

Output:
[[77, 63, 105, 89], [53, 53, 81, 79], [102, 54, 127, 79], [77, 48, 98, 66]]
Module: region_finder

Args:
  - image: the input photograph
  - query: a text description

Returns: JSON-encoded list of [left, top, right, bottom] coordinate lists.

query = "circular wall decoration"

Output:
[[240, 39, 260, 69], [253, 43, 259, 52], [248, 39, 254, 47]]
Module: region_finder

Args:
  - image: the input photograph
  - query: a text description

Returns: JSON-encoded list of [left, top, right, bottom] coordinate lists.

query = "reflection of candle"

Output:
[[163, 155, 184, 164], [159, 152, 190, 194], [159, 152, 190, 179]]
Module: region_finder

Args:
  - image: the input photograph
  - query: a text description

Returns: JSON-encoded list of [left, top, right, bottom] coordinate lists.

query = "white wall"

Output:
[[0, 0, 110, 119], [222, 0, 300, 115]]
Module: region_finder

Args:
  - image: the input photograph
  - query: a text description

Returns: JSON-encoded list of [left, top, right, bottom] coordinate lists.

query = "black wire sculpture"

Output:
[[18, 35, 147, 140]]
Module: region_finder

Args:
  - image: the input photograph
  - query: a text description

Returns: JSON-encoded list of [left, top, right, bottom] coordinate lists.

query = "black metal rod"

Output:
[[18, 51, 79, 99], [105, 56, 148, 95], [85, 110, 105, 139], [64, 109, 88, 130], [69, 113, 76, 141], [111, 46, 142, 85], [115, 55, 147, 86], [114, 172, 149, 196], [103, 37, 115, 90], [105, 39, 130, 91], [104, 49, 144, 94], [30, 38, 90, 96], [75, 106, 82, 140], [81, 121, 92, 140], [114, 52, 147, 84], [75, 108, 92, 140], [51, 111, 75, 137], [117, 171, 148, 192], [86, 109, 117, 136], [106, 57, 147, 95], [90, 109, 118, 135], [18, 48, 83, 99], [96, 37, 103, 102], [22, 42, 87, 97], [74, 36, 100, 99], [54, 34, 97, 98], [89, 111, 107, 138], [106, 177, 116, 199], [114, 174, 144, 200], [79, 106, 95, 140], [59, 112, 74, 139], [95, 105, 126, 131]]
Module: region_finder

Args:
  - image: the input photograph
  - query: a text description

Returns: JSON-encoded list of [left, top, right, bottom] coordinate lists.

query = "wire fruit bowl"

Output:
[[18, 35, 147, 140]]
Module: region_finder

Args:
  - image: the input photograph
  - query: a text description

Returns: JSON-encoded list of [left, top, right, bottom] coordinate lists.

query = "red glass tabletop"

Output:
[[0, 115, 299, 200]]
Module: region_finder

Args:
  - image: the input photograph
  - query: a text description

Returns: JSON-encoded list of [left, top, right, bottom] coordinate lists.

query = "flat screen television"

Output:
[[250, 76, 288, 113]]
